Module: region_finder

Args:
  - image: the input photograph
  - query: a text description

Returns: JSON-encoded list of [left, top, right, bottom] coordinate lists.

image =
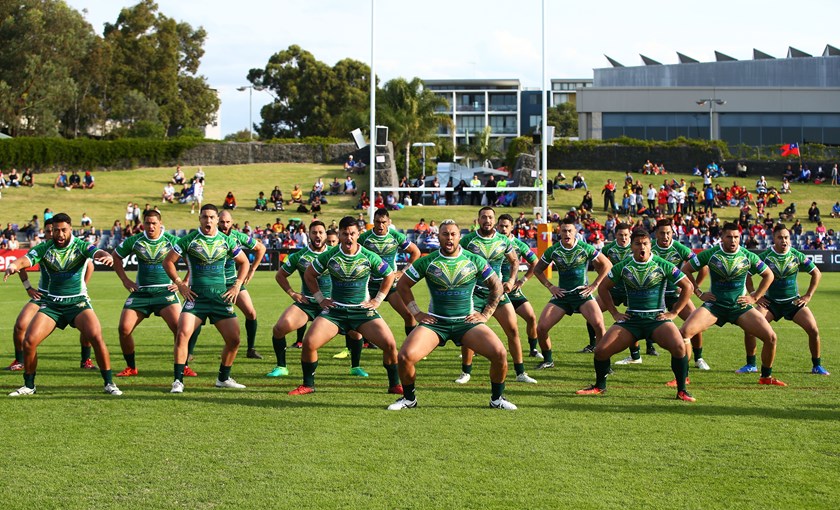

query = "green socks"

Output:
[[273, 336, 287, 367], [188, 325, 202, 356], [812, 357, 821, 368], [629, 344, 641, 360], [101, 369, 113, 385], [218, 364, 232, 382], [670, 355, 689, 392], [302, 361, 318, 387], [14, 350, 23, 364], [761, 365, 772, 378], [747, 354, 757, 366], [462, 363, 473, 375], [245, 319, 258, 350], [514, 362, 525, 376], [542, 349, 553, 363], [23, 372, 36, 389], [81, 345, 92, 362], [296, 325, 307, 343], [491, 382, 505, 400], [403, 383, 416, 401], [586, 323, 597, 347], [174, 363, 185, 382], [384, 363, 399, 387], [124, 353, 136, 369], [349, 336, 363, 368], [693, 347, 703, 360], [528, 337, 538, 351], [594, 358, 610, 389]]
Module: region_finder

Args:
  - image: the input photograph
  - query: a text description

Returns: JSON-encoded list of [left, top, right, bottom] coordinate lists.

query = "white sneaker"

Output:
[[515, 372, 538, 384], [104, 383, 123, 396], [695, 358, 711, 371], [387, 397, 418, 410], [489, 396, 517, 410], [454, 372, 471, 384], [170, 380, 184, 393], [215, 377, 246, 389], [615, 356, 643, 365], [9, 386, 35, 397], [529, 350, 544, 360]]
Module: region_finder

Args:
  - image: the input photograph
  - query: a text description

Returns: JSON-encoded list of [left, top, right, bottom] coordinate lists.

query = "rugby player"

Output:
[[739, 224, 829, 376], [4, 213, 122, 396], [457, 207, 537, 385], [388, 219, 517, 410], [679, 222, 786, 386], [164, 204, 251, 393], [532, 218, 612, 369], [112, 210, 182, 376], [576, 228, 695, 401], [288, 216, 402, 396]]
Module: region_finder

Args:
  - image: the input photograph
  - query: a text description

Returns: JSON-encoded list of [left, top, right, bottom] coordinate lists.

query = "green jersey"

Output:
[[688, 245, 767, 307], [223, 230, 259, 283], [651, 240, 693, 296], [280, 245, 332, 300], [602, 240, 632, 296], [609, 255, 685, 314], [25, 237, 97, 298], [540, 240, 600, 290], [460, 230, 515, 291], [759, 247, 816, 302], [36, 261, 51, 292], [405, 248, 494, 318], [501, 237, 537, 282], [173, 230, 241, 291], [358, 228, 411, 282], [311, 245, 392, 307], [115, 231, 180, 288]]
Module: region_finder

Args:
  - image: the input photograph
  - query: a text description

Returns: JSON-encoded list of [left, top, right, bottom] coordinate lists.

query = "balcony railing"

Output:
[[488, 104, 517, 112], [456, 104, 486, 112]]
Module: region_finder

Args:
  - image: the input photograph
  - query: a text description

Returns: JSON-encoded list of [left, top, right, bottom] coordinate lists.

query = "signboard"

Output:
[[0, 249, 38, 271]]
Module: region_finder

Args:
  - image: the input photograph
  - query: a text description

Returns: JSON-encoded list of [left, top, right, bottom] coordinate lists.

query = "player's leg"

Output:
[[79, 335, 95, 369], [9, 302, 38, 370], [739, 307, 771, 374], [679, 306, 718, 344], [235, 290, 261, 358], [461, 325, 515, 409], [495, 303, 533, 382], [516, 301, 541, 358], [74, 309, 121, 394], [736, 309, 785, 385], [579, 299, 606, 351], [651, 322, 694, 401], [387, 326, 439, 410], [792, 307, 829, 375], [387, 290, 417, 334], [171, 312, 203, 392], [11, 313, 56, 395], [212, 317, 245, 388], [289, 317, 339, 394], [116, 308, 146, 375], [357, 318, 401, 392], [578, 325, 635, 394], [679, 300, 707, 369], [345, 329, 367, 377], [268, 305, 309, 377], [536, 303, 567, 368], [582, 295, 606, 353]]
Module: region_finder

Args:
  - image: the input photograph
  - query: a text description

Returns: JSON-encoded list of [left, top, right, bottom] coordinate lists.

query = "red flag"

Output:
[[780, 143, 800, 157]]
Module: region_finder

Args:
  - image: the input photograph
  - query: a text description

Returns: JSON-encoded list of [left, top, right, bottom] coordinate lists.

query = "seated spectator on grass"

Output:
[[54, 170, 69, 189], [374, 191, 385, 209], [385, 192, 398, 210], [223, 191, 237, 210], [310, 194, 322, 214], [194, 167, 205, 181], [83, 171, 95, 189], [172, 166, 185, 185], [355, 190, 370, 210], [314, 177, 324, 194], [781, 179, 791, 194], [255, 192, 268, 211], [270, 186, 285, 210], [831, 202, 840, 218], [162, 183, 175, 203], [344, 176, 357, 195], [308, 185, 326, 205], [68, 170, 81, 189], [572, 172, 587, 190], [329, 177, 341, 195], [7, 168, 20, 187], [796, 165, 811, 183], [344, 155, 357, 172], [808, 202, 821, 222], [80, 212, 92, 227], [779, 203, 797, 221], [0, 169, 7, 188], [289, 184, 303, 204]]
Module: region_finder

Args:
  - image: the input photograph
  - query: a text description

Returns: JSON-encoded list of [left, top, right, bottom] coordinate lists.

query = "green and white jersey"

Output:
[[602, 240, 632, 296], [114, 231, 179, 288], [312, 245, 392, 307], [609, 255, 685, 315], [651, 240, 693, 296], [280, 245, 332, 301], [405, 248, 494, 318], [758, 247, 816, 302], [540, 240, 600, 290], [460, 230, 515, 291], [358, 228, 411, 282], [223, 230, 259, 283], [36, 262, 51, 292], [173, 231, 241, 291], [689, 245, 767, 307], [25, 237, 97, 298], [501, 237, 537, 282]]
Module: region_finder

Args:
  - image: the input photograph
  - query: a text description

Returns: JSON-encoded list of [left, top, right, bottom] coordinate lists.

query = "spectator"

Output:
[[223, 191, 237, 210], [831, 201, 840, 218], [815, 221, 827, 241], [162, 183, 175, 203], [755, 176, 768, 194], [579, 190, 593, 212], [83, 171, 95, 189], [289, 184, 303, 204], [54, 170, 69, 189], [827, 238, 838, 250], [424, 220, 440, 249], [414, 218, 429, 236], [373, 191, 385, 209], [344, 176, 357, 195], [111, 220, 123, 246], [67, 170, 81, 189], [791, 219, 803, 236], [355, 190, 370, 210], [255, 192, 268, 211], [189, 178, 204, 215], [125, 202, 134, 225], [796, 165, 811, 183], [807, 202, 821, 222], [445, 177, 454, 205], [194, 167, 206, 181], [7, 236, 19, 250], [272, 218, 285, 233], [172, 166, 185, 185], [455, 178, 467, 205], [293, 223, 308, 246], [469, 174, 482, 205], [21, 168, 33, 187], [385, 191, 398, 210], [779, 203, 797, 221], [431, 176, 441, 205], [314, 177, 324, 194], [486, 175, 497, 206], [736, 162, 748, 178], [0, 169, 8, 188], [270, 186, 285, 210], [601, 179, 616, 212], [7, 168, 20, 187], [781, 178, 791, 194], [326, 178, 340, 196], [25, 215, 39, 240], [308, 185, 326, 205], [398, 176, 410, 203], [344, 154, 357, 173], [572, 172, 587, 190], [80, 212, 92, 227], [832, 164, 839, 186]]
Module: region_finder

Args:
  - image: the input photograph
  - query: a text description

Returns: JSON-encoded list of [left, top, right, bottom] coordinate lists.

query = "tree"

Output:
[[247, 46, 372, 139], [376, 77, 451, 177], [547, 102, 578, 137], [458, 126, 503, 168]]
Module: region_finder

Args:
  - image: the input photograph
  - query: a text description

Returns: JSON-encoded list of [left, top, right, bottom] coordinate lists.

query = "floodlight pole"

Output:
[[540, 0, 548, 220], [697, 98, 726, 141], [237, 85, 265, 164], [369, 0, 376, 224]]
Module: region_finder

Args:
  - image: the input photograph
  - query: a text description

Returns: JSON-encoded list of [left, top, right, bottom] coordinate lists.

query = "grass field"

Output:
[[0, 269, 838, 509], [2, 163, 840, 234]]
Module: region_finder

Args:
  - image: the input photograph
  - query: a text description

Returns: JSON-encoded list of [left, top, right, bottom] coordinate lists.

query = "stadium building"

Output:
[[576, 45, 840, 146]]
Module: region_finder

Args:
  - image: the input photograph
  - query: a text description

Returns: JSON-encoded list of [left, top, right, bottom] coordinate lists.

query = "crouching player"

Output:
[[387, 220, 516, 410], [577, 228, 695, 401]]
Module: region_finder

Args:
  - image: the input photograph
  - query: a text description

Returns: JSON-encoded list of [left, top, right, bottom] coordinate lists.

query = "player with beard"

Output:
[[164, 204, 251, 393], [288, 216, 402, 396], [456, 207, 537, 385], [4, 213, 122, 396], [679, 222, 786, 386], [576, 228, 695, 401], [387, 220, 517, 410]]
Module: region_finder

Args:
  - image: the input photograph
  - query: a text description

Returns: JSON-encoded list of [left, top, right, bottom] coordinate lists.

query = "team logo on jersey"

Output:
[[328, 256, 370, 280], [767, 254, 799, 279], [622, 264, 665, 291], [427, 259, 476, 288], [190, 237, 228, 263], [363, 235, 399, 257], [466, 237, 508, 263], [134, 239, 171, 263], [709, 254, 750, 280], [551, 248, 589, 272], [42, 245, 84, 271]]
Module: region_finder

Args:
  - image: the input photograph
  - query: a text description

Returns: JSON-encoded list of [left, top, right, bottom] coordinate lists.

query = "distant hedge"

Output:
[[0, 137, 204, 171]]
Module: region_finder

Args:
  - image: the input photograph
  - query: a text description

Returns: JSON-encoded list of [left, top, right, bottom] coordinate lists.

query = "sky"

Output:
[[66, 0, 839, 137]]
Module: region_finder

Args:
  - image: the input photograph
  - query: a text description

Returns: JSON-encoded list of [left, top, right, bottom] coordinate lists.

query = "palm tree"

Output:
[[458, 125, 503, 168], [377, 77, 452, 178]]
